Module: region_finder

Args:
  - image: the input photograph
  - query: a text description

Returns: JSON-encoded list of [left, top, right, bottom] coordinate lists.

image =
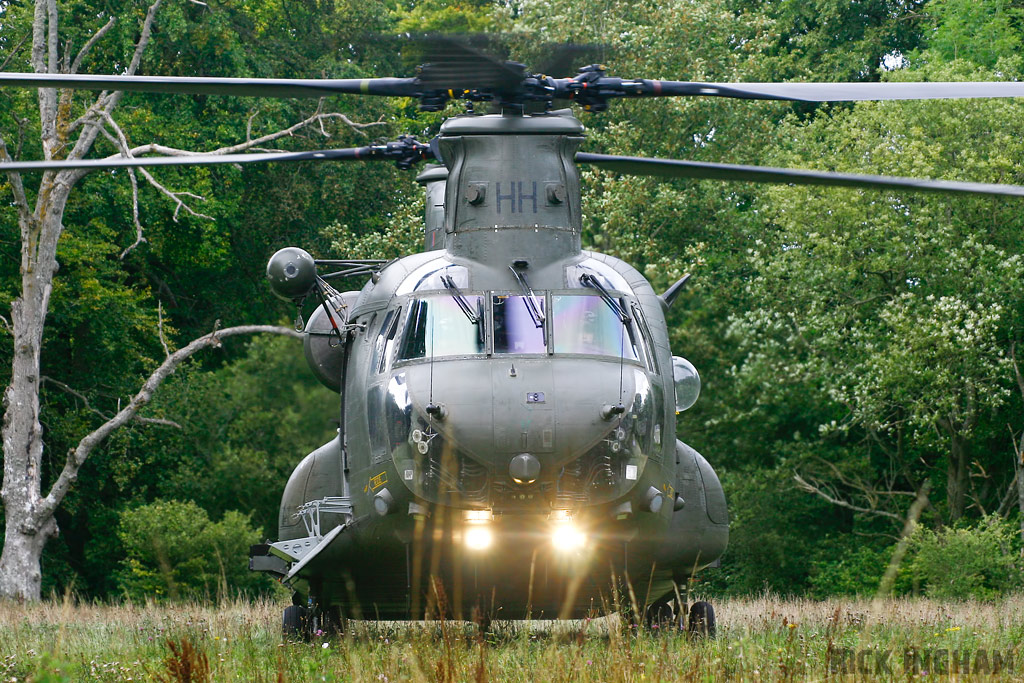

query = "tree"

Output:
[[922, 0, 1024, 68], [0, 0, 373, 601], [724, 60, 1024, 526]]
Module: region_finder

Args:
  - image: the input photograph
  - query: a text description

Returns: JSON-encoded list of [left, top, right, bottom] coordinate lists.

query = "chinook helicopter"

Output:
[[4, 40, 1024, 637]]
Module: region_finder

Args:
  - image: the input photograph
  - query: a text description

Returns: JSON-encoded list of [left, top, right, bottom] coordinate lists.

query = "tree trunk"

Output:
[[1, 197, 67, 601], [946, 431, 968, 522], [0, 514, 56, 601], [1016, 433, 1024, 546]]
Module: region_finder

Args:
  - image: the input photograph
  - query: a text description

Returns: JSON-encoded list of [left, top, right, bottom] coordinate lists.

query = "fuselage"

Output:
[[259, 111, 728, 620]]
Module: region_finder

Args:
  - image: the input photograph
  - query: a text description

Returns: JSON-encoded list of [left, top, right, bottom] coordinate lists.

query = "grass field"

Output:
[[1, 595, 1022, 681]]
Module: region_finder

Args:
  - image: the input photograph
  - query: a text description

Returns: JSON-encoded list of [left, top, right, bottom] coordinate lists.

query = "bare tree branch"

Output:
[[83, 104, 383, 229], [157, 301, 170, 358], [793, 472, 903, 521], [41, 375, 181, 429], [63, 0, 163, 171], [97, 104, 384, 164], [995, 462, 1019, 517], [136, 417, 182, 427], [125, 0, 161, 78], [33, 324, 303, 525], [46, 0, 59, 75], [0, 134, 32, 220], [0, 31, 32, 72], [134, 166, 214, 221], [31, 0, 46, 73], [120, 167, 147, 257], [93, 114, 152, 256], [97, 111, 214, 244], [70, 16, 116, 74]]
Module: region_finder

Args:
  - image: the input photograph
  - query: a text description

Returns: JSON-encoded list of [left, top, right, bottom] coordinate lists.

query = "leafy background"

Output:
[[2, 0, 1023, 600]]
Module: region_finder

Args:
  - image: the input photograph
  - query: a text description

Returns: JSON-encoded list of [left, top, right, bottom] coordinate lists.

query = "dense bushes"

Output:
[[910, 516, 1024, 600], [117, 500, 276, 601]]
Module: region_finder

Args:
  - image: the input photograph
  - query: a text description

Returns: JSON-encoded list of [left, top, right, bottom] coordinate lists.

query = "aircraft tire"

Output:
[[644, 600, 684, 633], [687, 601, 716, 638], [283, 605, 311, 640]]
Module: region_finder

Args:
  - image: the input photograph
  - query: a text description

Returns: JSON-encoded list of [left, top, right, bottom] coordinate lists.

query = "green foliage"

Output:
[[922, 0, 1024, 67], [807, 542, 891, 598], [5, 0, 1024, 602], [143, 334, 337, 535], [117, 500, 273, 601], [727, 0, 929, 81], [701, 465, 845, 596], [720, 58, 1024, 527], [909, 516, 1024, 600], [395, 0, 498, 33]]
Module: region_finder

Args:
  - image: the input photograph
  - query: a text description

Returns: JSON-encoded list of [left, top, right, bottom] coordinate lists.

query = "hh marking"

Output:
[[496, 181, 538, 214]]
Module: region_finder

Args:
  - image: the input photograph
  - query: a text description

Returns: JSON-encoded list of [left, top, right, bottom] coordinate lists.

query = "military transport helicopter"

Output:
[[4, 40, 1024, 638]]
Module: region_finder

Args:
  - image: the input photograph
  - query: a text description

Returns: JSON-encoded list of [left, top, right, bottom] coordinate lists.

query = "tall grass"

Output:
[[1, 594, 1022, 681]]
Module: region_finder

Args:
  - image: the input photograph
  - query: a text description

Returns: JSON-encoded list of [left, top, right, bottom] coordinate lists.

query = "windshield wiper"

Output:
[[580, 273, 631, 324], [509, 265, 545, 330], [441, 274, 480, 325]]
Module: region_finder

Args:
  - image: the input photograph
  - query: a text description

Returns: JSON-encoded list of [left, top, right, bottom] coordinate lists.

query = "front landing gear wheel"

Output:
[[283, 605, 311, 640], [644, 601, 684, 633], [688, 601, 716, 638]]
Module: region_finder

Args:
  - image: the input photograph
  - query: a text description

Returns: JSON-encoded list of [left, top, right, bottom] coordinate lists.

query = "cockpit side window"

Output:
[[631, 303, 659, 372], [552, 295, 641, 361], [492, 295, 546, 354], [397, 296, 485, 360], [373, 308, 401, 374]]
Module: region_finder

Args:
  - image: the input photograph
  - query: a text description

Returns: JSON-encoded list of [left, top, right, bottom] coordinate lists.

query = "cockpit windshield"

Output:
[[492, 295, 546, 354], [398, 296, 485, 360], [552, 295, 641, 361]]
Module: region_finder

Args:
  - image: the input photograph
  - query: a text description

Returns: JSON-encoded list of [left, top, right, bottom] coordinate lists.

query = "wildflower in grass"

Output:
[[322, 642, 330, 649]]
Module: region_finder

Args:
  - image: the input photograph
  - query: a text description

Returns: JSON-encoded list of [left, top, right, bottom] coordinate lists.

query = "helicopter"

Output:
[[4, 39, 1024, 638]]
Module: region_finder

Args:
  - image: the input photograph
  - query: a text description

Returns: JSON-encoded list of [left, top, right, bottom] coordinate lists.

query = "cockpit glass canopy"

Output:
[[492, 295, 546, 354], [398, 296, 484, 359], [552, 295, 641, 361]]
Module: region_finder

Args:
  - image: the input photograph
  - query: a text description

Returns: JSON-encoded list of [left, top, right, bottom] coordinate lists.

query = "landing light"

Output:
[[551, 522, 587, 551], [464, 526, 493, 551], [464, 510, 494, 550]]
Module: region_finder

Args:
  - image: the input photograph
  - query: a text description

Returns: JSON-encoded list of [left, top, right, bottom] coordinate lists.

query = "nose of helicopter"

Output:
[[398, 355, 648, 476]]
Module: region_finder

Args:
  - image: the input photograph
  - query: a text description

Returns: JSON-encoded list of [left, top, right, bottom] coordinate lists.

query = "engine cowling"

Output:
[[303, 292, 360, 392]]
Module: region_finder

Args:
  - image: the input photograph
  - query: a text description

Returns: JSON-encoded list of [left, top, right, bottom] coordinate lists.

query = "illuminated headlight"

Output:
[[464, 525, 493, 551], [551, 522, 587, 551]]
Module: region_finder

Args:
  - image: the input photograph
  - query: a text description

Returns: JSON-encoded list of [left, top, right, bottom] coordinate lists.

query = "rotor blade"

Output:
[[0, 148, 376, 172], [646, 80, 1024, 101], [576, 153, 1024, 198], [414, 35, 524, 92], [0, 72, 420, 98], [536, 43, 604, 79]]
